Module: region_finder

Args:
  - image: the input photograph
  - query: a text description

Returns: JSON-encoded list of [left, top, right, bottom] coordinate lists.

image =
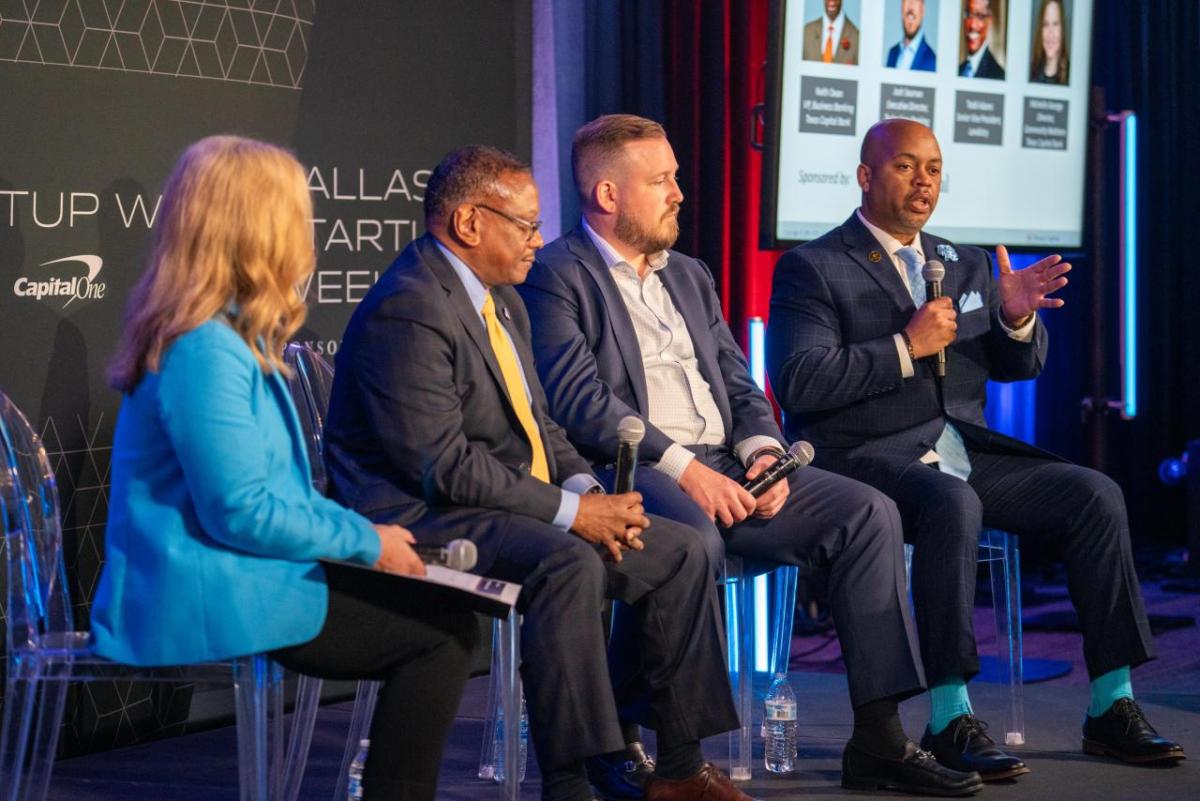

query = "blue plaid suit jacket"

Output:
[[766, 213, 1050, 481]]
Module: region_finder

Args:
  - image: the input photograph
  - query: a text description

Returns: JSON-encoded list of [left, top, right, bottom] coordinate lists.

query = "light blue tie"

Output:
[[961, 60, 974, 78], [895, 246, 972, 479], [896, 246, 925, 304]]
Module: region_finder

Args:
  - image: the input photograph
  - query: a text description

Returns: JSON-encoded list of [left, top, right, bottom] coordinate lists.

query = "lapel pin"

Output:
[[868, 251, 882, 263]]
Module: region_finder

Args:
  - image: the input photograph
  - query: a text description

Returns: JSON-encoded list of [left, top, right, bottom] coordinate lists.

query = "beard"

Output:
[[615, 206, 680, 255]]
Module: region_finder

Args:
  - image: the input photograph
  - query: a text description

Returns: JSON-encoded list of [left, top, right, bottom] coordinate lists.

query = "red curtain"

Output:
[[663, 0, 783, 348]]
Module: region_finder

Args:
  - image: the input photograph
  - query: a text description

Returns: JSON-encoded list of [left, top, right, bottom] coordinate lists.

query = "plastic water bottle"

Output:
[[763, 673, 797, 773], [346, 738, 369, 800], [492, 697, 529, 783]]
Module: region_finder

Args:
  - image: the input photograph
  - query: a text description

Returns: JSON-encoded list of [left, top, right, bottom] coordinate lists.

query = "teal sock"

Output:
[[928, 677, 974, 734], [1088, 666, 1133, 717]]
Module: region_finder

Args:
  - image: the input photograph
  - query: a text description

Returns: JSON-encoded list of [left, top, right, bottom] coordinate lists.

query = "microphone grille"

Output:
[[788, 440, 816, 465], [445, 539, 478, 572], [922, 260, 945, 282], [617, 416, 646, 445]]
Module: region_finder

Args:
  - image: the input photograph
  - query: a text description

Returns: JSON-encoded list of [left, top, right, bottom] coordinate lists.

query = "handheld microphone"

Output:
[[922, 259, 947, 378], [614, 416, 645, 494], [741, 441, 815, 498], [413, 539, 478, 571]]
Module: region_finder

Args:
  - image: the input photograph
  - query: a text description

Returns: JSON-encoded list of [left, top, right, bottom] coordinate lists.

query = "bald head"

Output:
[[860, 118, 936, 168], [856, 119, 942, 242]]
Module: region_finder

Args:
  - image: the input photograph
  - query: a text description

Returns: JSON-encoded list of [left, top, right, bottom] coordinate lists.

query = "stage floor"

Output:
[[46, 576, 1200, 799], [47, 670, 1198, 801]]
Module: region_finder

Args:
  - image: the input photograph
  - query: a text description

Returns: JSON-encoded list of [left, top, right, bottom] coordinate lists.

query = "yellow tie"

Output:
[[481, 293, 550, 482], [823, 24, 834, 62]]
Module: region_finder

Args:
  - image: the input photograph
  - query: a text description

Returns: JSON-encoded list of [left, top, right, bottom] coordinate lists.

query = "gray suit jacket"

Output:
[[324, 234, 595, 569]]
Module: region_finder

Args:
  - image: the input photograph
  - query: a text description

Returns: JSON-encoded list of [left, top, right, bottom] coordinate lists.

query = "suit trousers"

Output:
[[407, 508, 738, 771], [601, 446, 926, 708], [272, 562, 480, 801], [862, 447, 1156, 684]]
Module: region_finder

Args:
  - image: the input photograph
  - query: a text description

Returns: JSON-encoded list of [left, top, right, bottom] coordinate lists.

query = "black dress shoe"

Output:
[[586, 741, 656, 800], [920, 714, 1030, 781], [1082, 698, 1187, 764], [842, 740, 984, 797]]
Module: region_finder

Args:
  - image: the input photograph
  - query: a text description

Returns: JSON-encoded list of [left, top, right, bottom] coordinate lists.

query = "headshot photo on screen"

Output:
[[959, 0, 1008, 79], [802, 0, 861, 66], [884, 0, 939, 72], [1030, 0, 1071, 84]]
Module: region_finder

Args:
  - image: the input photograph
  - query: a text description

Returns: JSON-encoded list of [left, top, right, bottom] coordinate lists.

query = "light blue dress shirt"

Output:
[[435, 241, 597, 528], [896, 30, 926, 70]]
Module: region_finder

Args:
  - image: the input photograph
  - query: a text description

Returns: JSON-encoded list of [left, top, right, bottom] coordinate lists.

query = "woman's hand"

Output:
[[372, 524, 426, 577]]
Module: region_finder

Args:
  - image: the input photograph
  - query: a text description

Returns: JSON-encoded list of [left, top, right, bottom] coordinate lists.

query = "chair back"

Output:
[[0, 391, 73, 654], [282, 343, 336, 493]]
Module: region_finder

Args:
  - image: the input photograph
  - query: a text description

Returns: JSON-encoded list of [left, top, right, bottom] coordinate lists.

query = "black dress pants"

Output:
[[865, 448, 1155, 684], [601, 445, 926, 708], [272, 562, 479, 801], [408, 509, 739, 772]]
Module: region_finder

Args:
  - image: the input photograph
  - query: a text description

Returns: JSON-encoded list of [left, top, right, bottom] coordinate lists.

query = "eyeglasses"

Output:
[[963, 10, 992, 21], [476, 204, 543, 241]]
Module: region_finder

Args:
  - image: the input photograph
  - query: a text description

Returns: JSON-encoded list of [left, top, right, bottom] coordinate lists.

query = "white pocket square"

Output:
[[958, 291, 984, 313]]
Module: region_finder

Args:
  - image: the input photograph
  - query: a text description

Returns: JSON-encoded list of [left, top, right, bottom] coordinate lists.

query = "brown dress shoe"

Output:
[[644, 762, 757, 801]]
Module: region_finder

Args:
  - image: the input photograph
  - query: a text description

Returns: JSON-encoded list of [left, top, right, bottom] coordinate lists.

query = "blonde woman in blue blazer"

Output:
[[90, 136, 479, 801]]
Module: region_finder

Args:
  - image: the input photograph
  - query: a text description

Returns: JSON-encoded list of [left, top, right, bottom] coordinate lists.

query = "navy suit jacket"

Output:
[[886, 37, 936, 71], [766, 213, 1051, 482], [323, 234, 594, 570], [519, 226, 782, 468]]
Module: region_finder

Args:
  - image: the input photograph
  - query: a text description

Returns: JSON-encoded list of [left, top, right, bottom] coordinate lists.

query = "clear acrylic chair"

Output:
[[474, 609, 524, 801], [282, 343, 524, 801], [904, 530, 1025, 746], [0, 390, 300, 801], [722, 557, 799, 781], [282, 342, 384, 801]]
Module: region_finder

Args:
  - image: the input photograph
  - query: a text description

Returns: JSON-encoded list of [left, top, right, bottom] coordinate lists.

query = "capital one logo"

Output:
[[12, 255, 107, 308]]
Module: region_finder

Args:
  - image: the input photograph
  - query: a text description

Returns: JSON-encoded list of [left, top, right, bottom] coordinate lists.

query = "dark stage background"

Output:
[[1, 0, 1197, 760], [0, 0, 530, 754]]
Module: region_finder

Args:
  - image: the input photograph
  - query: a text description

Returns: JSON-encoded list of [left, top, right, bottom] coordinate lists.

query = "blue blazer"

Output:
[[518, 226, 783, 467], [886, 37, 936, 71], [766, 213, 1051, 481], [90, 320, 379, 667]]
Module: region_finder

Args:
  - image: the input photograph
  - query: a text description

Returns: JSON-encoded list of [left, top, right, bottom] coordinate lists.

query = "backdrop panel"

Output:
[[0, 0, 530, 754]]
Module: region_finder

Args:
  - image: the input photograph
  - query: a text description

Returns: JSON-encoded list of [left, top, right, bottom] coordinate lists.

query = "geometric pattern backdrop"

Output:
[[0, 0, 313, 89]]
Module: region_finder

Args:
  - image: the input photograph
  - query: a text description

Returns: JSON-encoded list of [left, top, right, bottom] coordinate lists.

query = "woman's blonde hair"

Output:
[[108, 135, 314, 392]]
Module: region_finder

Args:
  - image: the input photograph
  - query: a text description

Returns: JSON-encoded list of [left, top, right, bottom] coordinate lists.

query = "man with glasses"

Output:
[[323, 145, 751, 801], [959, 0, 1006, 78]]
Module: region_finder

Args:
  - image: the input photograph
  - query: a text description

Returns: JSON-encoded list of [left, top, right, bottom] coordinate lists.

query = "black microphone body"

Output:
[[922, 260, 947, 378], [413, 539, 478, 571], [741, 441, 815, 497], [614, 416, 645, 494], [614, 441, 638, 494]]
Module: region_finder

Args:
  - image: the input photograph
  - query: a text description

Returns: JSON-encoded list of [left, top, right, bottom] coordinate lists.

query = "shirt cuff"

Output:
[[653, 443, 697, 482], [894, 333, 915, 378], [551, 489, 581, 530], [563, 473, 603, 495], [734, 435, 787, 468], [999, 312, 1037, 342]]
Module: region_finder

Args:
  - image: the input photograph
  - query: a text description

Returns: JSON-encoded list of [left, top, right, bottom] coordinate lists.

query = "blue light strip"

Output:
[[748, 317, 766, 391], [754, 574, 769, 670], [1123, 113, 1138, 419], [747, 317, 770, 671]]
